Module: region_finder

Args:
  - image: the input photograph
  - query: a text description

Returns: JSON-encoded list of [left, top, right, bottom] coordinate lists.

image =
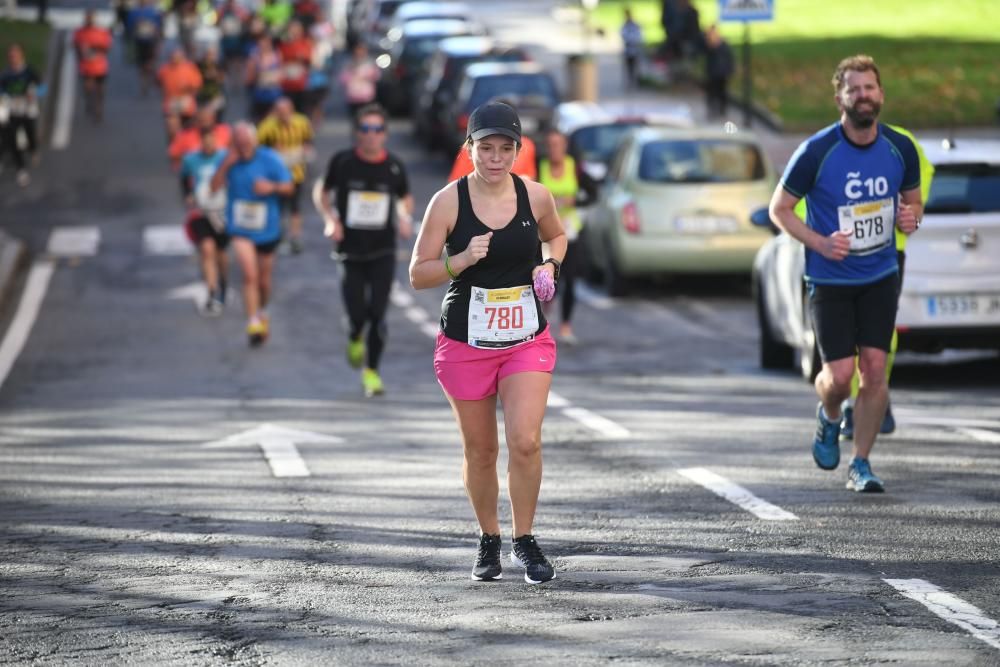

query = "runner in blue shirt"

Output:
[[211, 122, 293, 346], [127, 0, 162, 95], [768, 55, 922, 493], [180, 127, 230, 316]]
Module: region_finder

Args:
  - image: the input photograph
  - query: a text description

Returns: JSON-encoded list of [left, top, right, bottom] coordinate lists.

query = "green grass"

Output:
[[0, 19, 52, 74], [593, 0, 1000, 130]]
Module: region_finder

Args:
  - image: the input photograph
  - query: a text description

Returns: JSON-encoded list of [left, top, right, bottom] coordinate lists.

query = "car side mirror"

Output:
[[750, 207, 779, 235]]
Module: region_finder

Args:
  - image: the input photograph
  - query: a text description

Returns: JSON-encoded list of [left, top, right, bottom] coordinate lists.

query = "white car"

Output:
[[753, 137, 1000, 380]]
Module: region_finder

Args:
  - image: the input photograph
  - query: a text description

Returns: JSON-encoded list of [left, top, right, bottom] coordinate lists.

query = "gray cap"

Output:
[[467, 101, 522, 144]]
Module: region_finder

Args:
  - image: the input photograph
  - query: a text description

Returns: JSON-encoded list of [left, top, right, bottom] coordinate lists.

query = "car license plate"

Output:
[[673, 215, 738, 234], [926, 294, 1000, 318]]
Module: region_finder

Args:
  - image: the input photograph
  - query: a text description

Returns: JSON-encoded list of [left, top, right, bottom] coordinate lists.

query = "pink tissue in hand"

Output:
[[533, 270, 555, 302]]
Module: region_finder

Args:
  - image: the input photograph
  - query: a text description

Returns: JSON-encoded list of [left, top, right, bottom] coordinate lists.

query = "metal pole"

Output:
[[743, 21, 752, 128]]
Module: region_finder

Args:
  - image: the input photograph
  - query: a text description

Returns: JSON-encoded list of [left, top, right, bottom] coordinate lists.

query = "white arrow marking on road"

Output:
[[0, 262, 55, 391], [677, 467, 798, 521], [47, 226, 100, 257], [167, 282, 208, 309], [51, 32, 76, 151], [144, 225, 193, 256], [884, 578, 1000, 650], [205, 424, 342, 478]]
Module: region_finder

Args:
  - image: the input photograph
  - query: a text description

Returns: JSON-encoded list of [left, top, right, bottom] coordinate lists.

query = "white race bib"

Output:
[[233, 200, 267, 231], [283, 62, 306, 81], [467, 285, 539, 348], [346, 190, 390, 229], [837, 197, 895, 255], [279, 146, 305, 167], [195, 181, 227, 217], [136, 19, 157, 38], [258, 68, 282, 88]]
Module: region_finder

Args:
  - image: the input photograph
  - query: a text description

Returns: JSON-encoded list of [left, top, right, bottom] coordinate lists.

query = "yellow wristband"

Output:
[[444, 255, 458, 279]]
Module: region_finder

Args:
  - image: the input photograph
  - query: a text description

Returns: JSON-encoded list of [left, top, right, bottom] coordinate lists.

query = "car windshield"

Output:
[[468, 74, 558, 110], [925, 163, 1000, 213], [571, 122, 645, 165], [403, 35, 462, 64], [638, 139, 765, 183]]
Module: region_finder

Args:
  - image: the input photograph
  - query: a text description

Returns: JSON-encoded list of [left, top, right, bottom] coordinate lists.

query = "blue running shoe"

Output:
[[813, 402, 841, 470], [840, 401, 855, 441], [846, 457, 885, 493], [880, 402, 896, 434]]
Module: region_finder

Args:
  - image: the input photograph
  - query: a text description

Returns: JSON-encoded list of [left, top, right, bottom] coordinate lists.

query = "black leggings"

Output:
[[559, 240, 579, 324], [1, 116, 37, 170], [342, 254, 395, 370]]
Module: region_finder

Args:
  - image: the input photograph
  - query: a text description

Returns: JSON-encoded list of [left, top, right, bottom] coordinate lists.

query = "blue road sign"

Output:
[[719, 0, 775, 22]]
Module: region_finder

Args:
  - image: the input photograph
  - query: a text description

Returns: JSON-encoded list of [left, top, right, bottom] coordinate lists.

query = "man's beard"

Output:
[[845, 100, 881, 128]]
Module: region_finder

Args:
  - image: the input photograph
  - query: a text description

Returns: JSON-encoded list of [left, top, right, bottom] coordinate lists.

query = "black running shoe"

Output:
[[471, 533, 502, 581], [510, 534, 555, 584]]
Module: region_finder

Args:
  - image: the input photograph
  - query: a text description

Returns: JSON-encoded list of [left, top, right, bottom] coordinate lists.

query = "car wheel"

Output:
[[603, 246, 629, 297], [576, 229, 603, 285], [755, 279, 794, 369]]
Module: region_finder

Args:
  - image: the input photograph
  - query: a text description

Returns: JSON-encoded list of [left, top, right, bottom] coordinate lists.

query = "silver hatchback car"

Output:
[[583, 126, 776, 295]]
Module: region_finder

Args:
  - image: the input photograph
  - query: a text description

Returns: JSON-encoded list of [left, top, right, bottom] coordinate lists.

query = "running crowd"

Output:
[[2, 12, 928, 587]]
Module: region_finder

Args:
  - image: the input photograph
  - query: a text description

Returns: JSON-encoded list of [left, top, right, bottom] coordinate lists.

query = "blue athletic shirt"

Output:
[[224, 147, 292, 245], [127, 6, 162, 41], [180, 149, 226, 190], [781, 122, 920, 285]]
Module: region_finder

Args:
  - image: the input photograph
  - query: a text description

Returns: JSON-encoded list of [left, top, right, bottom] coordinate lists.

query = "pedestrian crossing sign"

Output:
[[719, 0, 774, 22]]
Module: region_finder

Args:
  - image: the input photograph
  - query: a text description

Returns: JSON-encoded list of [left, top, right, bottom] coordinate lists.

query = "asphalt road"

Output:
[[1, 5, 999, 665]]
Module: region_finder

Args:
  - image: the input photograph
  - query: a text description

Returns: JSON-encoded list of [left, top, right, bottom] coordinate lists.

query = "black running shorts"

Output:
[[188, 216, 229, 249], [807, 273, 899, 362], [281, 182, 302, 215]]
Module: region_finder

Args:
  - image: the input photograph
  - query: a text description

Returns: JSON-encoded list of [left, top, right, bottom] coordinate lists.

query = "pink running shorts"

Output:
[[434, 326, 557, 401]]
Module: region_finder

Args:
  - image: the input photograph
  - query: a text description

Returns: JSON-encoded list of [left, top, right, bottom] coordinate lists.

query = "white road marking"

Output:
[[390, 284, 631, 438], [677, 467, 798, 521], [404, 306, 429, 323], [205, 424, 342, 478], [143, 225, 192, 256], [575, 282, 614, 310], [51, 32, 76, 150], [389, 284, 414, 308], [884, 578, 1000, 650], [0, 262, 55, 391], [562, 406, 631, 439], [166, 282, 207, 309], [955, 427, 1000, 445], [47, 226, 100, 257]]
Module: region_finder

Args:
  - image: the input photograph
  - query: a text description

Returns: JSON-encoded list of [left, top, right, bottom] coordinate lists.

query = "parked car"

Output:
[[753, 137, 1000, 380], [443, 61, 560, 154], [583, 126, 776, 296], [372, 2, 477, 53], [375, 18, 481, 113], [412, 36, 530, 150], [553, 99, 693, 198]]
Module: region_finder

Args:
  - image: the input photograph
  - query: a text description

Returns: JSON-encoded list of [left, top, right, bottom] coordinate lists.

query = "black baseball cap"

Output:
[[467, 101, 522, 144]]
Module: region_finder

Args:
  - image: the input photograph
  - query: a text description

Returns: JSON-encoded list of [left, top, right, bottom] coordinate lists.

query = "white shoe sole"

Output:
[[510, 553, 556, 584], [470, 571, 502, 581]]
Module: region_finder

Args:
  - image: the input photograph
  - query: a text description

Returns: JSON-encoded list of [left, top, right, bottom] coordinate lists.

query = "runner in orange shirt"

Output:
[[158, 46, 203, 139], [167, 105, 232, 170], [73, 10, 113, 123], [448, 134, 536, 183], [278, 19, 313, 113]]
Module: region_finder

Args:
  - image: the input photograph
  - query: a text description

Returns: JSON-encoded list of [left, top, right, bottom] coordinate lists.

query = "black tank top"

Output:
[[441, 174, 546, 346]]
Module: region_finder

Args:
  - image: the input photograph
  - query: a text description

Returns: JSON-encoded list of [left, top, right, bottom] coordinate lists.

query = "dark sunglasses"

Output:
[[357, 123, 386, 134]]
